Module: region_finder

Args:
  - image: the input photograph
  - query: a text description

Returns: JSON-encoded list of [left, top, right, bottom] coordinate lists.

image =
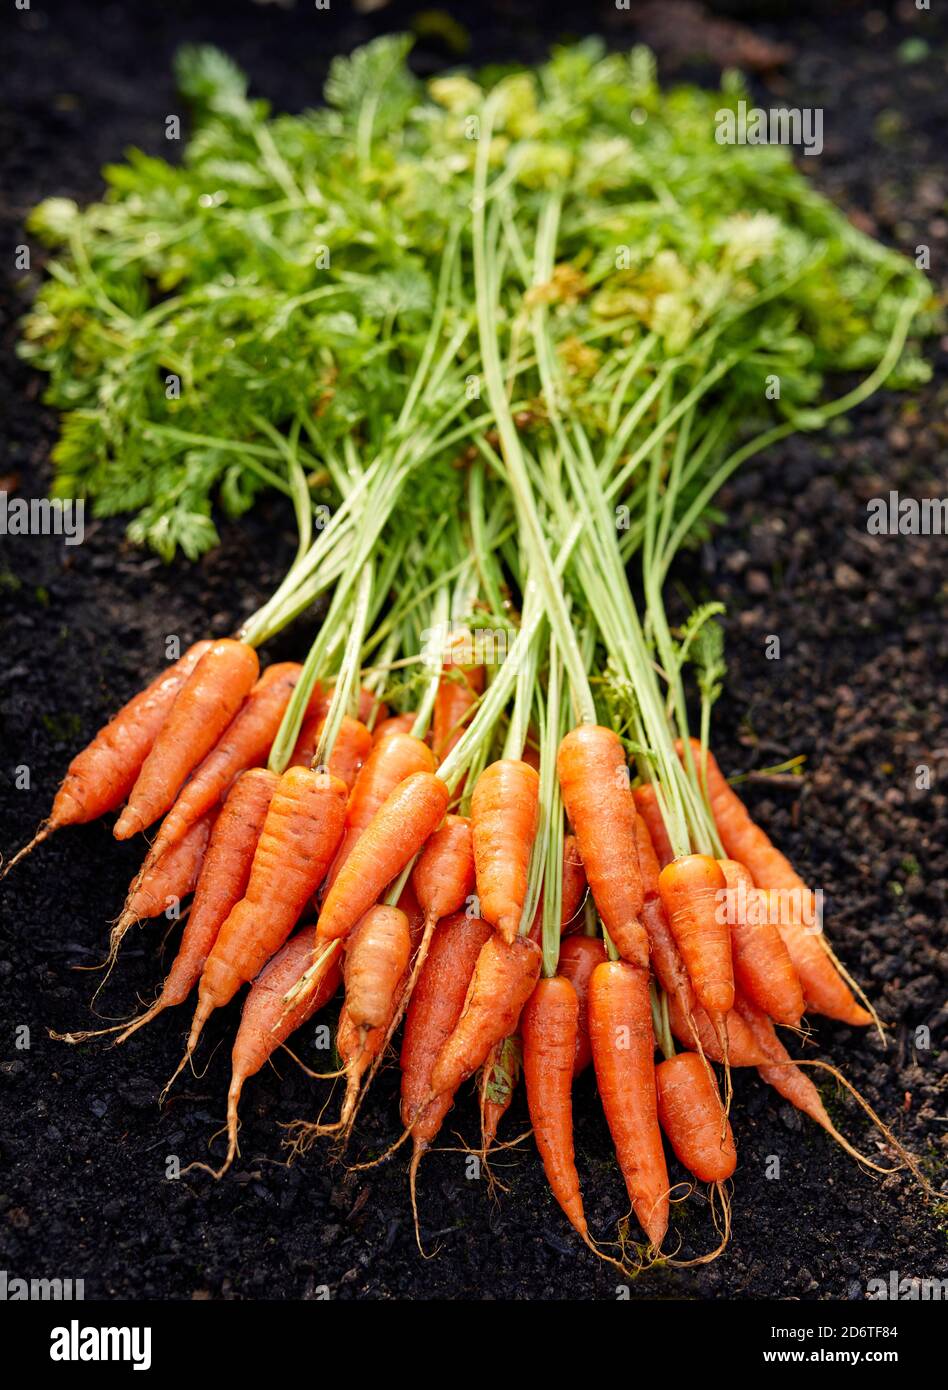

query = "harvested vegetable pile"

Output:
[[7, 36, 941, 1268]]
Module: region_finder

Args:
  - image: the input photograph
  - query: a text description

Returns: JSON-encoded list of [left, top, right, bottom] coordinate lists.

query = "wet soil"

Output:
[[0, 0, 945, 1300]]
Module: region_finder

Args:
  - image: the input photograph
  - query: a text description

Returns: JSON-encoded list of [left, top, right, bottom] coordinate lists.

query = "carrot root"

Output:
[[0, 823, 51, 882]]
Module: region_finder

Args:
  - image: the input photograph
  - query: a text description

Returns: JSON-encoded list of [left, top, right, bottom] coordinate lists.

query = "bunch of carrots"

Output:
[[4, 575, 933, 1267], [7, 38, 940, 1273]]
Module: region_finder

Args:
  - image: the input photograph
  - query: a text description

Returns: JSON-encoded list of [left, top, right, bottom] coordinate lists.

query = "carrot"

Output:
[[665, 990, 768, 1067], [658, 855, 734, 1019], [640, 890, 761, 1070], [521, 976, 589, 1238], [317, 772, 449, 943], [556, 935, 607, 1075], [112, 810, 213, 947], [632, 783, 674, 869], [401, 913, 491, 1128], [324, 731, 436, 888], [289, 713, 372, 791], [371, 815, 477, 1068], [110, 770, 279, 1043], [179, 766, 348, 1067], [371, 712, 416, 745], [412, 815, 475, 924], [633, 811, 663, 901], [528, 835, 587, 943], [635, 817, 696, 1024], [556, 726, 648, 968], [430, 932, 542, 1099], [115, 639, 260, 840], [344, 732, 436, 837], [319, 997, 396, 1143], [558, 835, 588, 932], [401, 912, 492, 1139], [305, 811, 461, 1106], [432, 660, 484, 760], [656, 1051, 736, 1183], [142, 663, 299, 867], [200, 926, 342, 1176], [471, 758, 540, 944], [683, 740, 871, 1027], [478, 1034, 523, 1155], [717, 858, 804, 1026], [641, 896, 695, 1022], [737, 991, 885, 1156], [397, 879, 427, 952], [588, 958, 669, 1250], [398, 910, 492, 1246], [344, 904, 412, 1034], [1, 640, 211, 877]]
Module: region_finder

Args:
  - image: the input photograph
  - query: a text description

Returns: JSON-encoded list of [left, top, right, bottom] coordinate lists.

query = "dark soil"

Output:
[[1, 0, 945, 1301]]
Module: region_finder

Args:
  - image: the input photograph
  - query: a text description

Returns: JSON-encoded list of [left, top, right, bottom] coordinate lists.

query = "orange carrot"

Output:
[[717, 858, 804, 1026], [397, 879, 427, 952], [479, 1034, 522, 1152], [344, 732, 436, 838], [399, 911, 493, 1244], [324, 997, 398, 1141], [371, 815, 478, 1066], [143, 663, 299, 866], [634, 811, 663, 901], [559, 836, 589, 933], [432, 660, 484, 760], [289, 713, 372, 791], [324, 732, 436, 889], [556, 935, 607, 1075], [116, 810, 213, 936], [115, 639, 260, 839], [471, 759, 540, 944], [656, 1051, 736, 1183], [401, 912, 492, 1141], [641, 896, 695, 1022], [209, 927, 342, 1175], [522, 976, 588, 1237], [115, 769, 278, 1043], [372, 712, 416, 745], [658, 855, 734, 1019], [734, 992, 847, 1137], [412, 815, 475, 923], [1, 640, 211, 877], [181, 766, 347, 1062], [632, 784, 674, 869], [641, 889, 761, 1066], [430, 932, 542, 1099], [588, 958, 669, 1249], [683, 740, 871, 1026], [317, 772, 449, 943], [528, 835, 587, 943], [665, 989, 767, 1067], [344, 904, 412, 1033], [557, 726, 648, 968]]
